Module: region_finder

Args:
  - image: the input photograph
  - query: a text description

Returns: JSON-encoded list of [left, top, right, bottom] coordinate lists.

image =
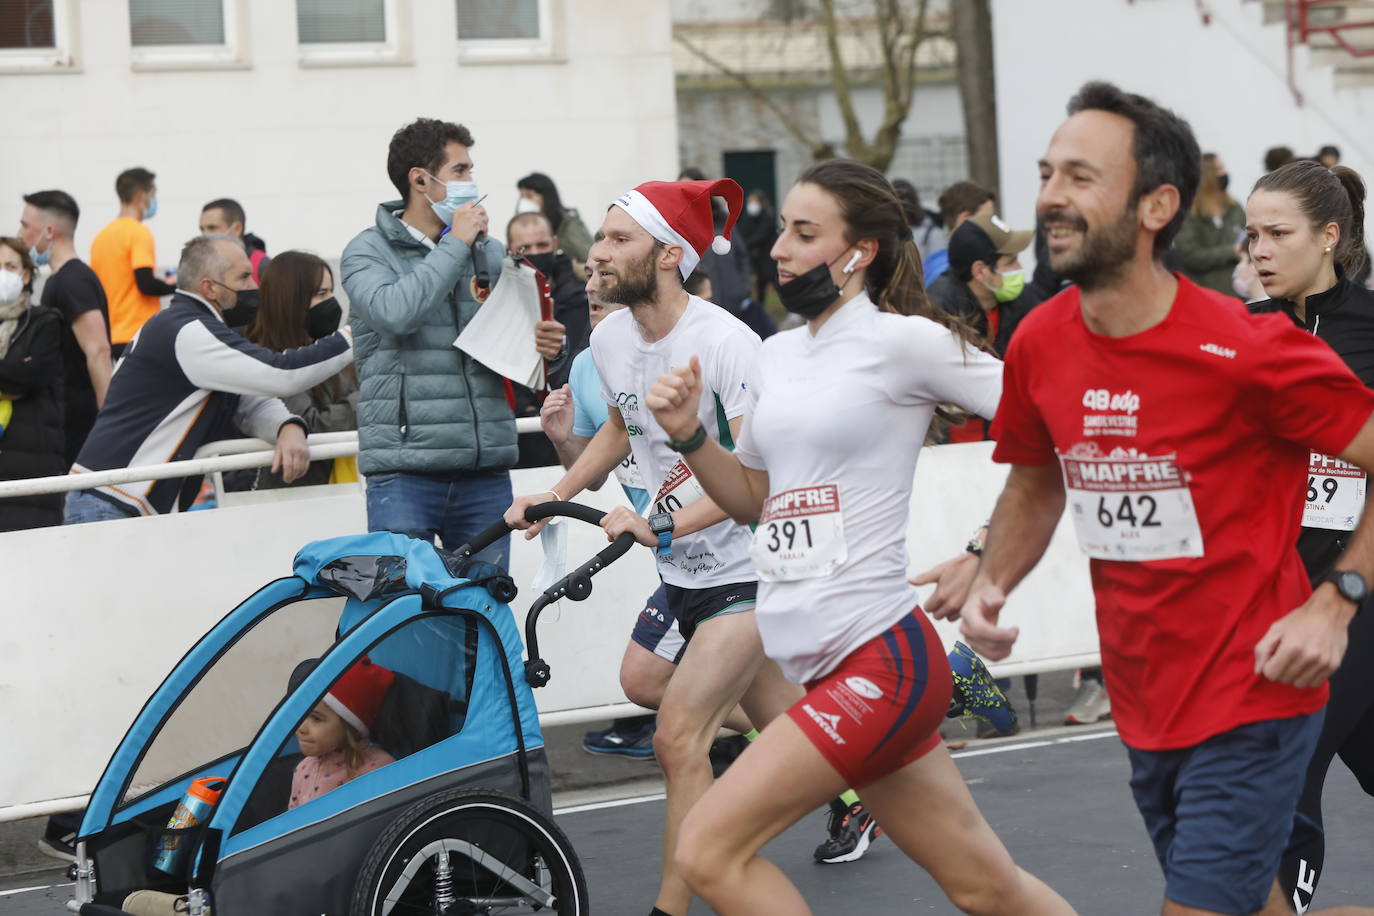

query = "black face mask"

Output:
[[521, 251, 559, 278], [1218, 173, 1231, 192], [307, 296, 343, 339], [777, 250, 854, 319], [220, 287, 260, 328]]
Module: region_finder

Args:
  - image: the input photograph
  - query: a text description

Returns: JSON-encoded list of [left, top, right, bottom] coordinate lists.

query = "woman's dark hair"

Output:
[[1067, 81, 1201, 257], [248, 251, 356, 407], [1253, 159, 1368, 275], [516, 172, 565, 236], [386, 118, 475, 201], [795, 160, 979, 347], [890, 179, 923, 229], [0, 237, 36, 293]]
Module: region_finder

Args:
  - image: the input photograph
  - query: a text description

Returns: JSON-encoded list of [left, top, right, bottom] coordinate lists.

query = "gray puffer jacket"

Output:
[[342, 201, 513, 476]]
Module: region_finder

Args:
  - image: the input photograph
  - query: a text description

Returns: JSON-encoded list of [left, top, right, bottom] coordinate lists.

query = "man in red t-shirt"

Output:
[[959, 82, 1374, 916]]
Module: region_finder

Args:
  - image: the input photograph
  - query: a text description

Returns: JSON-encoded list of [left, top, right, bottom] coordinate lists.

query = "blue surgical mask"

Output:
[[424, 172, 479, 223], [29, 243, 50, 268], [143, 197, 158, 221]]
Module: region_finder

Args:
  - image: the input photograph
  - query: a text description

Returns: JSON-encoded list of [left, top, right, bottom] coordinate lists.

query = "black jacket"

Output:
[[0, 307, 66, 531], [1250, 273, 1374, 579], [927, 271, 1046, 357]]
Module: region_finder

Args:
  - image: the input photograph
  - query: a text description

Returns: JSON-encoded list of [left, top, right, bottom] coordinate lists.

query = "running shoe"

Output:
[[37, 821, 76, 863], [582, 718, 657, 759], [813, 799, 883, 864], [947, 641, 1018, 735], [1064, 677, 1111, 725]]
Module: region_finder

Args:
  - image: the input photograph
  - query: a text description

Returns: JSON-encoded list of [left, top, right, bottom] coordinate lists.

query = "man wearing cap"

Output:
[[506, 178, 801, 916], [929, 211, 1041, 361]]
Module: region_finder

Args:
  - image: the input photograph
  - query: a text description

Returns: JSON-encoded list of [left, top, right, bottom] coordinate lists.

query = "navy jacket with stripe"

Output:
[[73, 292, 353, 514]]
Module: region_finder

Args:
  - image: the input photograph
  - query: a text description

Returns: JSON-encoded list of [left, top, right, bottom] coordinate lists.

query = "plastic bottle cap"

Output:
[[188, 777, 227, 805]]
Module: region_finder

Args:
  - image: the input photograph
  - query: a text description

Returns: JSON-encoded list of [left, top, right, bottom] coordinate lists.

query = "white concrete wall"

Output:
[[0, 0, 677, 271], [992, 0, 1374, 246], [816, 81, 964, 146]]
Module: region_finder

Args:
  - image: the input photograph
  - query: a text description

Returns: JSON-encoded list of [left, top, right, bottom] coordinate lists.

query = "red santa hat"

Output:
[[612, 178, 745, 280], [323, 657, 395, 739]]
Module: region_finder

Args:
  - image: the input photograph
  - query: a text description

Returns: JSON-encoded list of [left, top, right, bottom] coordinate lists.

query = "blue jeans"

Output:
[[364, 470, 512, 569], [64, 489, 138, 524]]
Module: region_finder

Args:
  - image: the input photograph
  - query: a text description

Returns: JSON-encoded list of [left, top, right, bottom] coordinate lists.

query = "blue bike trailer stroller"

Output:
[[69, 502, 635, 916]]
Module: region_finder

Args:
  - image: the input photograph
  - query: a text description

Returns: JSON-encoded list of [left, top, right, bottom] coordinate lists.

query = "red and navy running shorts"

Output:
[[787, 609, 952, 790]]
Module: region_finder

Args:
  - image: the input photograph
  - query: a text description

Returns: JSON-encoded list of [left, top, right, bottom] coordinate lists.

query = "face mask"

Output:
[[307, 296, 343, 339], [992, 268, 1026, 303], [425, 173, 479, 223], [217, 286, 260, 327], [28, 242, 50, 268], [515, 197, 542, 215], [143, 197, 158, 221], [1218, 174, 1231, 192], [746, 201, 763, 217], [0, 270, 24, 307], [522, 251, 558, 278], [777, 249, 858, 319]]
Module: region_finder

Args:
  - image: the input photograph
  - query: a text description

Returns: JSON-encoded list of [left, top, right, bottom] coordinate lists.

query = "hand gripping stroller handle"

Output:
[[523, 529, 638, 688], [450, 501, 609, 561]]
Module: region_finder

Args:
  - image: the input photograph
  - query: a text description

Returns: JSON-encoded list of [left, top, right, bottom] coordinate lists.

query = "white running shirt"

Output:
[[734, 293, 1003, 683], [591, 295, 761, 589]]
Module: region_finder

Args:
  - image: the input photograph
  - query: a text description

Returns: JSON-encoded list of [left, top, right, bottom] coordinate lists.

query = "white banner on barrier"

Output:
[[0, 442, 1097, 818]]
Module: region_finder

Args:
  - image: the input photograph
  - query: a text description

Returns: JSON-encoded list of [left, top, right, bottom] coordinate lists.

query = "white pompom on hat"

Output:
[[612, 178, 745, 279]]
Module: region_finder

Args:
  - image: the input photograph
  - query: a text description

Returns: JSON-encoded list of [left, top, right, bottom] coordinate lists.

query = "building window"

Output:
[[0, 0, 77, 72], [456, 0, 559, 62], [297, 0, 408, 67], [129, 0, 244, 69]]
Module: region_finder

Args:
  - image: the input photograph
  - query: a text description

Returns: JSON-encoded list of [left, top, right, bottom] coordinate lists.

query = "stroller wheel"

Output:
[[351, 789, 588, 915]]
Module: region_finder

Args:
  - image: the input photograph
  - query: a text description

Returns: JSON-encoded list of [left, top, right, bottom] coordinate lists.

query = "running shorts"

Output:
[[629, 583, 686, 663], [663, 581, 758, 642], [1127, 710, 1325, 915], [788, 608, 952, 789]]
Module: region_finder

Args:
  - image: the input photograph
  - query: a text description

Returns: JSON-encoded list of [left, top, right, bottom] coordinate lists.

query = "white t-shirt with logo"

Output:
[[734, 294, 1002, 684], [591, 295, 761, 589]]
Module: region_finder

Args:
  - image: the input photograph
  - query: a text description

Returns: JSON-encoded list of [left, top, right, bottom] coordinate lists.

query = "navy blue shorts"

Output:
[[628, 584, 685, 663], [1126, 710, 1325, 915]]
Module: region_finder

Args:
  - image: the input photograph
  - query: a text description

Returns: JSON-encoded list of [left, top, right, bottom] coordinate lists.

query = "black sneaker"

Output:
[[582, 719, 656, 759], [38, 822, 77, 863], [812, 799, 883, 864], [708, 734, 750, 777]]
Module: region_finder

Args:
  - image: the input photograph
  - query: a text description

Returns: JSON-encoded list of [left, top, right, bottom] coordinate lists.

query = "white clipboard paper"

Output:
[[454, 256, 545, 389]]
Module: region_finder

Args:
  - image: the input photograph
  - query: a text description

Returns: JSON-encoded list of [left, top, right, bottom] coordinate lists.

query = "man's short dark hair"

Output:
[[937, 181, 995, 229], [23, 190, 80, 229], [1067, 81, 1201, 256], [1264, 145, 1295, 173], [115, 167, 156, 204], [202, 197, 246, 228], [386, 119, 475, 201], [506, 211, 552, 244]]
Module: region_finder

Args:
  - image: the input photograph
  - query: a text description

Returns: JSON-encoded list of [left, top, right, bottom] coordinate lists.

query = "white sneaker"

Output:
[[1065, 679, 1111, 725]]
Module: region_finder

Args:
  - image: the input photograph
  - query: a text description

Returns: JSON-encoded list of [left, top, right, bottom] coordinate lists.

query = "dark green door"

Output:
[[723, 150, 779, 209]]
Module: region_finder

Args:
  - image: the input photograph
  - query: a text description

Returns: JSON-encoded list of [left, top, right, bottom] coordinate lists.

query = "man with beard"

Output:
[[506, 179, 804, 916], [956, 81, 1374, 916]]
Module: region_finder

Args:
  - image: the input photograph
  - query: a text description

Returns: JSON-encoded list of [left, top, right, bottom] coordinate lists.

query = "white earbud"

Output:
[[842, 251, 862, 274]]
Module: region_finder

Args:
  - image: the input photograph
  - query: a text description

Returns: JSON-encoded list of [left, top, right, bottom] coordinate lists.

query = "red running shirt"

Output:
[[992, 276, 1374, 750]]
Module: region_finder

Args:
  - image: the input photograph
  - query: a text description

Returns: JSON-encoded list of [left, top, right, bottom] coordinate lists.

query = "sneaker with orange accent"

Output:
[[812, 799, 884, 864]]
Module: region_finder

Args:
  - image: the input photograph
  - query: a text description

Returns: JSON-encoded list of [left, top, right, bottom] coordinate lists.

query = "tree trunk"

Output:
[[952, 0, 1000, 202]]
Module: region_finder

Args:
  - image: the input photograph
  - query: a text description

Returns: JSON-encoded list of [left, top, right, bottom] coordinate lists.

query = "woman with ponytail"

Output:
[[1247, 159, 1374, 912], [644, 160, 1074, 916]]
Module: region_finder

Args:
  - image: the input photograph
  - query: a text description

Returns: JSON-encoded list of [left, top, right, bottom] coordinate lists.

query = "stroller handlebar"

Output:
[[451, 501, 608, 561]]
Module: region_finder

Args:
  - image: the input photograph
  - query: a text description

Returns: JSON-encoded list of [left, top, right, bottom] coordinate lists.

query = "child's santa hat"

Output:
[[324, 657, 395, 738], [611, 178, 745, 280]]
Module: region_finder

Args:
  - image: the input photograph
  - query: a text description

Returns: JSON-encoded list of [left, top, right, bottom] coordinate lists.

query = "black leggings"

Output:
[[1279, 590, 1374, 911]]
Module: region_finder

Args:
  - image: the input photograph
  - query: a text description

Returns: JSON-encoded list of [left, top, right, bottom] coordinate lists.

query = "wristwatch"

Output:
[[1322, 569, 1369, 607], [648, 512, 675, 556]]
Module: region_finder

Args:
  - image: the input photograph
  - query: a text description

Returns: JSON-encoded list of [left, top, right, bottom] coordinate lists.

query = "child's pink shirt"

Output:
[[288, 746, 394, 809]]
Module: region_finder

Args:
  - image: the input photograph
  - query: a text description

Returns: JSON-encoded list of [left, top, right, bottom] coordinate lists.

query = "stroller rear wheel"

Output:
[[351, 788, 588, 915]]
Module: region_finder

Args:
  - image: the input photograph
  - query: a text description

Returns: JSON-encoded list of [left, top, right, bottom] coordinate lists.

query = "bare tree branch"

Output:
[[819, 0, 869, 161], [673, 31, 837, 160]]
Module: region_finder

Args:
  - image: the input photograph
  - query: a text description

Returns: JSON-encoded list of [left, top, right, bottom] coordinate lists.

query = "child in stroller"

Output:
[[289, 658, 396, 810]]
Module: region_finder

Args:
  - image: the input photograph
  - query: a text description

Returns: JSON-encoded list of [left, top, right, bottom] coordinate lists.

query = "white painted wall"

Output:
[[816, 81, 964, 145], [992, 0, 1374, 247], [0, 0, 677, 272]]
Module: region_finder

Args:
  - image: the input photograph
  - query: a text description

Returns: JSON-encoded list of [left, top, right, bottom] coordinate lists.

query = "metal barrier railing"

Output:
[[1285, 0, 1374, 103], [0, 417, 547, 504]]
